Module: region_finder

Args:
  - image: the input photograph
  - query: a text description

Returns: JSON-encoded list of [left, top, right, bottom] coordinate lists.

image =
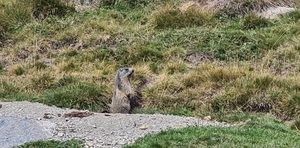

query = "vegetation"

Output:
[[126, 115, 300, 148], [151, 5, 214, 29], [18, 139, 83, 148], [0, 0, 299, 140]]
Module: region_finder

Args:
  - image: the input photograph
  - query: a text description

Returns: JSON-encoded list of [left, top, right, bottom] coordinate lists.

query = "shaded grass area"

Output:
[[126, 115, 300, 148], [18, 139, 83, 148]]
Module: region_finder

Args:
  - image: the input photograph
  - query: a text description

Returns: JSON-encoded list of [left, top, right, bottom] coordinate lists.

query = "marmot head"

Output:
[[117, 67, 134, 79], [115, 67, 135, 93]]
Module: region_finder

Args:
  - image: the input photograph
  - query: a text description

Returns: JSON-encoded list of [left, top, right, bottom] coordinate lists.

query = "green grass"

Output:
[[43, 82, 109, 112], [126, 115, 300, 148], [18, 139, 83, 148]]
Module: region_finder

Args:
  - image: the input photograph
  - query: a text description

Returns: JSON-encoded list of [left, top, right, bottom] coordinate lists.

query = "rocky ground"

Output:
[[0, 101, 228, 148]]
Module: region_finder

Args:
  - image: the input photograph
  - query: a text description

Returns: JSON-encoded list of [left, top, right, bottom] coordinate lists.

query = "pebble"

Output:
[[204, 116, 212, 121], [139, 124, 149, 130], [57, 133, 64, 137]]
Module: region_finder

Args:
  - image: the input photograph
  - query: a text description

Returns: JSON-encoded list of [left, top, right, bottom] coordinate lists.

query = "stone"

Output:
[[43, 113, 55, 119], [0, 117, 52, 148], [139, 124, 149, 130], [203, 116, 212, 121], [57, 132, 64, 137]]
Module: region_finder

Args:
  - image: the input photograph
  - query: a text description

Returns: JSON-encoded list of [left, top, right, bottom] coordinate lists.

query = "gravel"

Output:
[[0, 101, 228, 148]]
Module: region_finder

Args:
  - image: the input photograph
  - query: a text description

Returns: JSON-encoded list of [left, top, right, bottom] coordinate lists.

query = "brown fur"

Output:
[[110, 68, 136, 113]]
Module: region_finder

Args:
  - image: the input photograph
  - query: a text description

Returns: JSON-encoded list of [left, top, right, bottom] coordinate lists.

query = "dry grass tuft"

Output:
[[151, 4, 215, 29], [263, 44, 300, 75]]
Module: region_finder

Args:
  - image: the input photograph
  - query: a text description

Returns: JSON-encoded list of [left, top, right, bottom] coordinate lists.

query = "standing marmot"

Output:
[[110, 67, 137, 113]]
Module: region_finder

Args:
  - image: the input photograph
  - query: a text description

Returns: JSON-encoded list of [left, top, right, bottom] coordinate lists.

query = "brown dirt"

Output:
[[63, 111, 94, 118]]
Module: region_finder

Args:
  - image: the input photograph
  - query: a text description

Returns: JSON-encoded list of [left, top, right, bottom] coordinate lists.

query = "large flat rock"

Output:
[[0, 117, 52, 148]]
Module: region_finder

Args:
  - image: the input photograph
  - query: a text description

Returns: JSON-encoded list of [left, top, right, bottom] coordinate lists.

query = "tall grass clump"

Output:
[[242, 13, 271, 29], [212, 72, 300, 120], [0, 0, 74, 38], [142, 64, 247, 116], [43, 82, 109, 112], [0, 0, 32, 32], [151, 5, 214, 29], [31, 0, 75, 20], [263, 46, 300, 75], [0, 82, 37, 101], [142, 63, 300, 119]]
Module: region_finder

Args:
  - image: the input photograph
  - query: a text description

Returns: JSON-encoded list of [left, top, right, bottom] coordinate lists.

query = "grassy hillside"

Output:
[[0, 0, 300, 128]]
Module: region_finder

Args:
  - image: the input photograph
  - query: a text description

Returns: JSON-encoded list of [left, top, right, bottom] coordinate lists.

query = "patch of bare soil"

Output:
[[63, 111, 94, 118]]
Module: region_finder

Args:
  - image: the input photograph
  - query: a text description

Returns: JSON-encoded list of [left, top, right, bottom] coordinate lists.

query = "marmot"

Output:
[[110, 67, 138, 113]]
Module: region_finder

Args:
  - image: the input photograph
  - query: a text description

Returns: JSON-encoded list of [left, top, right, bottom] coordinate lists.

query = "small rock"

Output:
[[204, 116, 212, 121], [57, 132, 64, 137], [69, 128, 76, 133], [139, 124, 149, 130], [85, 141, 95, 148], [0, 104, 2, 109], [43, 113, 55, 119]]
